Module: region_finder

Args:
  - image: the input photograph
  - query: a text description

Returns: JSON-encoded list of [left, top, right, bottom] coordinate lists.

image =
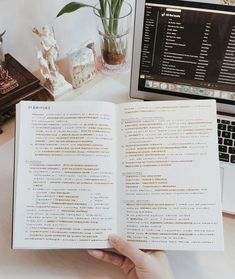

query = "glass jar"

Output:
[[93, 1, 132, 73]]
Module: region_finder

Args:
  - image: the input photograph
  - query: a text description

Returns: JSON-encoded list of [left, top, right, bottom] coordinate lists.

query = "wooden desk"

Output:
[[1, 73, 235, 279]]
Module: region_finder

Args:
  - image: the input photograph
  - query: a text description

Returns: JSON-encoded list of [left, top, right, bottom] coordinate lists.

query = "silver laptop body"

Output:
[[130, 0, 235, 214]]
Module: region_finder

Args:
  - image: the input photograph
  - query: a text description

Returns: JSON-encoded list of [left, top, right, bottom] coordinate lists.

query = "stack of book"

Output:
[[0, 54, 53, 133]]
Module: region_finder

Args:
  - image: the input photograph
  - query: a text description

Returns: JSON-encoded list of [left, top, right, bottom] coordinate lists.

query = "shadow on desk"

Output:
[[0, 139, 234, 279]]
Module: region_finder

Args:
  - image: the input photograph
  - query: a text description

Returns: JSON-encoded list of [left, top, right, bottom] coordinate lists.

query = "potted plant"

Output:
[[57, 1, 132, 68], [0, 30, 6, 66], [0, 30, 6, 43]]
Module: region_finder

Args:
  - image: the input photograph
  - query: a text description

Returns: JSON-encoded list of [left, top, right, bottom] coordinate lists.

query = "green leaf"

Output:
[[99, 0, 105, 16], [0, 30, 6, 38], [56, 2, 96, 17]]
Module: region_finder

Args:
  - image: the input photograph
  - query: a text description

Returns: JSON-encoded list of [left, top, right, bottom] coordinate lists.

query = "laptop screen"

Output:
[[131, 0, 235, 108]]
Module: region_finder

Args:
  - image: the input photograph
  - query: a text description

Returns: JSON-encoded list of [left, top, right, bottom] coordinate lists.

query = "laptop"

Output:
[[130, 0, 235, 214]]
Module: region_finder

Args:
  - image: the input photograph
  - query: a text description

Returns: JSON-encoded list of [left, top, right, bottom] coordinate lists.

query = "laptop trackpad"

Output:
[[220, 163, 235, 214]]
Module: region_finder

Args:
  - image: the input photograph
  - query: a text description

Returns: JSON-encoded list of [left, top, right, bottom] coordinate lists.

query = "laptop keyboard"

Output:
[[217, 118, 235, 164]]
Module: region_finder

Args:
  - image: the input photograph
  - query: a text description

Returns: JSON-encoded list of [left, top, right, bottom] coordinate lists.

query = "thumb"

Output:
[[108, 234, 145, 266]]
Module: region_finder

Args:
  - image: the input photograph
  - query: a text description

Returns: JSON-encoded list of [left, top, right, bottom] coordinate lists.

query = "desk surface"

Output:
[[1, 73, 235, 279]]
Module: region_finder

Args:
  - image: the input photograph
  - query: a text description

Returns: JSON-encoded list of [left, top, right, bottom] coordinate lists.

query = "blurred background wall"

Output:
[[0, 0, 136, 72]]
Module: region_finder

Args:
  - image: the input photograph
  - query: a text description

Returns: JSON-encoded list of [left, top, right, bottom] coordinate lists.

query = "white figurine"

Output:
[[33, 25, 72, 96], [36, 49, 50, 79]]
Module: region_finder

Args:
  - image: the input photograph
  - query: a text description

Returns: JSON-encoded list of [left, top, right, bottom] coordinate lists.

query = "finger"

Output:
[[143, 249, 163, 255], [87, 249, 125, 268], [108, 234, 145, 266]]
